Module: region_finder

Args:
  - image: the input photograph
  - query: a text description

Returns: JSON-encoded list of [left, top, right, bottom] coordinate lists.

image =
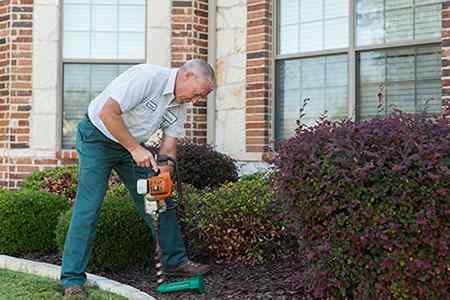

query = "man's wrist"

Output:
[[126, 142, 140, 153]]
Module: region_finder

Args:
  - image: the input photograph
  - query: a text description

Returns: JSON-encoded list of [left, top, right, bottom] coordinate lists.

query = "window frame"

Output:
[[273, 0, 442, 141], [59, 0, 148, 150]]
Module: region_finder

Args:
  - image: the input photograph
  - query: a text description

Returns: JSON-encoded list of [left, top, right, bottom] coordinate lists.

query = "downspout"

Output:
[[207, 0, 217, 145]]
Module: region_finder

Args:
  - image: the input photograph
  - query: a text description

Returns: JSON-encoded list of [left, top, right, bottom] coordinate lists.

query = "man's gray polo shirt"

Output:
[[88, 64, 186, 144]]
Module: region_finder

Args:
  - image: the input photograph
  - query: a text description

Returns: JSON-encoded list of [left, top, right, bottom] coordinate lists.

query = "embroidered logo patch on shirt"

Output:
[[145, 100, 157, 112], [160, 110, 177, 129]]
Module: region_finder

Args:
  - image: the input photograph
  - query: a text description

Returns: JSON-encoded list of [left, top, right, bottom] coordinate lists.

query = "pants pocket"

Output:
[[77, 118, 97, 143]]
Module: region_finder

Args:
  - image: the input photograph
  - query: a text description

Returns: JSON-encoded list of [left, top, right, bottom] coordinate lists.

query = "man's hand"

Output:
[[157, 165, 174, 176], [129, 144, 159, 171]]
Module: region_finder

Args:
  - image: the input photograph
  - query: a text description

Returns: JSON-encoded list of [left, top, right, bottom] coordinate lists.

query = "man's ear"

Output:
[[184, 70, 194, 80]]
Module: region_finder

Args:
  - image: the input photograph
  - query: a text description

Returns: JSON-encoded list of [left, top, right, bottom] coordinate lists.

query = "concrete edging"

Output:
[[0, 255, 155, 300]]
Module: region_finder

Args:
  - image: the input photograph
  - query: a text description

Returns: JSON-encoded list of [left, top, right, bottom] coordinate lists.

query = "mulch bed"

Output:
[[22, 253, 309, 299]]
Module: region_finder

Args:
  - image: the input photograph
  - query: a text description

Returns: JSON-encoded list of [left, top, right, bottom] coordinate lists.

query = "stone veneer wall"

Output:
[[171, 0, 209, 144], [214, 0, 247, 157]]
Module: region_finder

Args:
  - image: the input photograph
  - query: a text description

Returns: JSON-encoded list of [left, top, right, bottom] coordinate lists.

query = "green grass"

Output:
[[0, 269, 127, 300]]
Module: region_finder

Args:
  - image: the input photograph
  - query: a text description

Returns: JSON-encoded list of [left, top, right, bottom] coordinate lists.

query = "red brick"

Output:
[[246, 130, 269, 137], [34, 159, 58, 165], [246, 114, 269, 122], [17, 165, 38, 172], [246, 122, 268, 129], [16, 157, 32, 164], [246, 145, 266, 152], [246, 99, 268, 106], [246, 137, 269, 145]]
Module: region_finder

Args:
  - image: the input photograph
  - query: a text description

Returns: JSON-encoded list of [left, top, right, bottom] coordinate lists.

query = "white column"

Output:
[[146, 0, 172, 67], [31, 0, 61, 151]]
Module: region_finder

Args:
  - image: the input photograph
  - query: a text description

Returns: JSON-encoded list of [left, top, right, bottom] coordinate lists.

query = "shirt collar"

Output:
[[163, 68, 179, 96]]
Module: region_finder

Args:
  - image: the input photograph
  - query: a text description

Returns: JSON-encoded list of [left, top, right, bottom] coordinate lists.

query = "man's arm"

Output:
[[158, 135, 177, 174], [100, 97, 158, 170]]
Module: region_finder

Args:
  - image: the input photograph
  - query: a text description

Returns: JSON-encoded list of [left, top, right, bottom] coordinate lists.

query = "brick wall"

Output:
[[171, 0, 209, 144], [443, 1, 450, 119], [246, 0, 272, 153], [1, 151, 77, 189], [0, 0, 11, 150], [0, 0, 32, 150], [0, 0, 42, 189]]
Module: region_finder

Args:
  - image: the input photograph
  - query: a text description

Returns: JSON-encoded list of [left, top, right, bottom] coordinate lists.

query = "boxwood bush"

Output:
[[179, 176, 292, 264], [55, 188, 153, 271], [0, 189, 69, 256], [272, 112, 450, 299]]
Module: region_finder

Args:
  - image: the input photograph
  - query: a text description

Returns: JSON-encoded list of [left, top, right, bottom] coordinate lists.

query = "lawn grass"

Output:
[[0, 269, 127, 300]]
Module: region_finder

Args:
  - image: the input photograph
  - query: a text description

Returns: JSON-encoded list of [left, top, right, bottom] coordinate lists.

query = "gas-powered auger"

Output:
[[136, 153, 205, 294]]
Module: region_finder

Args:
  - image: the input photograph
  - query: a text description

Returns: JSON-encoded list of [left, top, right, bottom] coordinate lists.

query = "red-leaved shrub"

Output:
[[272, 111, 450, 299]]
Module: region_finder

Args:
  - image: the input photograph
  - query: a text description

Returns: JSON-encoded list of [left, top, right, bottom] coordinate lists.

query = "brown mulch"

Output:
[[22, 253, 309, 300]]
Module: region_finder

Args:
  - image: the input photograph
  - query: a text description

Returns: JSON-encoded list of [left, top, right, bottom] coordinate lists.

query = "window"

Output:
[[279, 0, 349, 54], [276, 55, 348, 138], [62, 0, 146, 148], [357, 0, 442, 46], [359, 45, 441, 119], [275, 0, 443, 141]]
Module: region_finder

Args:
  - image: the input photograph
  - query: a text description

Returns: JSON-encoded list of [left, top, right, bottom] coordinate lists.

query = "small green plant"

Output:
[[55, 191, 153, 271], [0, 189, 69, 256]]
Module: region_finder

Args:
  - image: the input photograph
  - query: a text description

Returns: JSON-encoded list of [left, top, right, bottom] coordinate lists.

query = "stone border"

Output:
[[0, 255, 155, 300]]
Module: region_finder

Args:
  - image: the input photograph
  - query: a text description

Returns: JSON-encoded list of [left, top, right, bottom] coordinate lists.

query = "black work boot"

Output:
[[63, 284, 87, 299], [165, 259, 211, 277]]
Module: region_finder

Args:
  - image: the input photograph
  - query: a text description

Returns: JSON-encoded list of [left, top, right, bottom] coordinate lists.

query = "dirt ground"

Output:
[[24, 253, 309, 300]]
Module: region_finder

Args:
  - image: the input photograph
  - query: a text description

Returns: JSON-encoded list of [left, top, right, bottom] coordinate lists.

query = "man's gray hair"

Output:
[[181, 59, 216, 88]]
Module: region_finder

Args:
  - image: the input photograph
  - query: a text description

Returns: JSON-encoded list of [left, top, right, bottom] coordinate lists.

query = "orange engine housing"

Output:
[[148, 170, 174, 200]]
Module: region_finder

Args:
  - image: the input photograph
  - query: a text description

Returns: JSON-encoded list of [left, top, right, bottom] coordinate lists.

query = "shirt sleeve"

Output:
[[108, 66, 154, 113], [164, 104, 187, 138]]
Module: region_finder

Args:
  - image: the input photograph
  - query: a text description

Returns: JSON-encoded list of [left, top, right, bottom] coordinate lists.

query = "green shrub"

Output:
[[179, 176, 292, 264], [55, 191, 153, 271], [0, 189, 69, 256]]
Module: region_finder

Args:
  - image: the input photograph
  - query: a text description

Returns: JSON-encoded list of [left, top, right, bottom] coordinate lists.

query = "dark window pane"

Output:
[[357, 0, 442, 46], [63, 64, 134, 148], [358, 45, 441, 119], [276, 55, 348, 141]]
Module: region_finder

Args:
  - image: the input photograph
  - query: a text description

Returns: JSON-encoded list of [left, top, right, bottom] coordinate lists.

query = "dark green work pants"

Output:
[[60, 115, 186, 288]]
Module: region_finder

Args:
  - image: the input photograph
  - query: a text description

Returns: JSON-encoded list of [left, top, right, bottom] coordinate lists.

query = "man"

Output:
[[61, 59, 215, 298]]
